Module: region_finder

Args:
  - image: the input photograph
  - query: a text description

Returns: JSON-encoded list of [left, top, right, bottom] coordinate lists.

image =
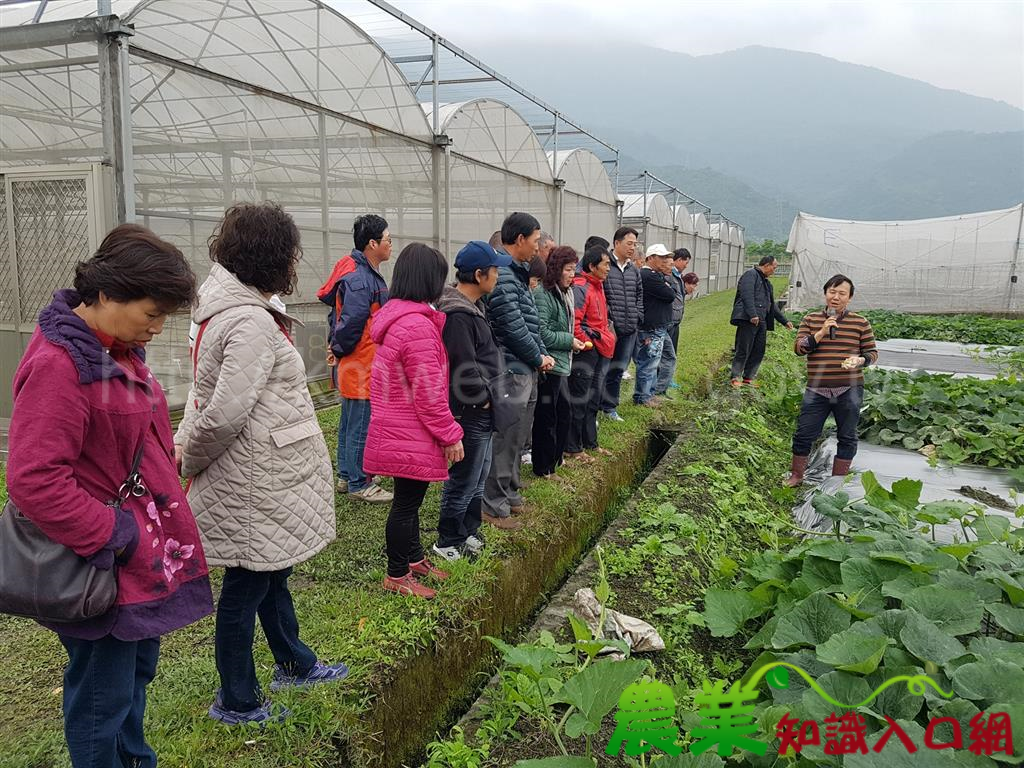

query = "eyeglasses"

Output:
[[375, 236, 393, 245]]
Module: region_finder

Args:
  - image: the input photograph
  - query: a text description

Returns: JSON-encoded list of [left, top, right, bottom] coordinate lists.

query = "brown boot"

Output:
[[785, 455, 809, 487], [483, 512, 524, 531], [831, 457, 854, 477]]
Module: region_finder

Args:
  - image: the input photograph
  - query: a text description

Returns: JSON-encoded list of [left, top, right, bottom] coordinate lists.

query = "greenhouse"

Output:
[[548, 148, 618, 254], [690, 210, 712, 288], [786, 204, 1024, 313], [619, 192, 674, 254]]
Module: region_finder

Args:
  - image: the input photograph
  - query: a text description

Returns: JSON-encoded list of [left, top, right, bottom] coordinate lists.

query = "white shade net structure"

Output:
[[786, 205, 1024, 313], [620, 193, 673, 255], [690, 212, 711, 287]]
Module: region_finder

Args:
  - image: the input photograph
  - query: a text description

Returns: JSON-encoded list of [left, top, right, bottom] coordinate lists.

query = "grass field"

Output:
[[0, 281, 770, 768]]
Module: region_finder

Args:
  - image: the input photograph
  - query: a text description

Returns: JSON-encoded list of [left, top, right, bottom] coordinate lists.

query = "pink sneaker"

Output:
[[410, 557, 449, 581], [382, 572, 435, 599]]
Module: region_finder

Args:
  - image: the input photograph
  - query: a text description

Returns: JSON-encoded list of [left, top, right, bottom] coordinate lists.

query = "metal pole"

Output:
[[319, 113, 329, 263], [443, 142, 451, 260], [1009, 203, 1023, 311], [431, 34, 439, 135], [98, 23, 135, 223]]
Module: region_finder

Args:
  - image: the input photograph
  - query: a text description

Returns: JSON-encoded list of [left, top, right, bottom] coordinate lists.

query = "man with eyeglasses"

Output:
[[320, 214, 393, 504]]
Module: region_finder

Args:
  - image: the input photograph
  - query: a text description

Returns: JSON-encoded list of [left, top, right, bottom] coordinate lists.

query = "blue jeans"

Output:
[[215, 567, 317, 712], [633, 328, 667, 404], [601, 329, 638, 412], [439, 408, 493, 548], [655, 321, 680, 394], [793, 386, 865, 460], [338, 397, 371, 492], [58, 634, 161, 768]]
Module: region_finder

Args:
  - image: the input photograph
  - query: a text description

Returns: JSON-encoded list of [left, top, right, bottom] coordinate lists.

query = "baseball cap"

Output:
[[455, 240, 513, 271], [645, 243, 672, 258]]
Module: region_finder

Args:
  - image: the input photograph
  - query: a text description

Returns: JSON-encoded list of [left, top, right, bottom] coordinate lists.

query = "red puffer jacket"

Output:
[[572, 272, 617, 358], [363, 299, 464, 482]]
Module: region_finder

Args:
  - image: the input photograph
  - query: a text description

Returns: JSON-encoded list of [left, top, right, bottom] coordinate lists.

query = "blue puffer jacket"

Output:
[[485, 257, 547, 375]]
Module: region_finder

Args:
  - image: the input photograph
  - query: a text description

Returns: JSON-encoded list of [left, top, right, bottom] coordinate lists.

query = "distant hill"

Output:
[[478, 43, 1024, 238]]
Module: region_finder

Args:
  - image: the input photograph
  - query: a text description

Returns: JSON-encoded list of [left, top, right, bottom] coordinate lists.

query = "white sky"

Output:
[[399, 0, 1024, 109]]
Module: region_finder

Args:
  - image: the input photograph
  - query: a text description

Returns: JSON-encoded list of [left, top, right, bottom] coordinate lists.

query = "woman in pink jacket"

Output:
[[364, 243, 465, 599]]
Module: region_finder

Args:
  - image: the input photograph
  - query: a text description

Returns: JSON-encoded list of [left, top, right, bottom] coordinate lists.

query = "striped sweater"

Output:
[[795, 310, 878, 388]]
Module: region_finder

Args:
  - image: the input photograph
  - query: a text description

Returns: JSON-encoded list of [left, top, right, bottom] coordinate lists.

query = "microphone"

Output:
[[826, 307, 837, 340]]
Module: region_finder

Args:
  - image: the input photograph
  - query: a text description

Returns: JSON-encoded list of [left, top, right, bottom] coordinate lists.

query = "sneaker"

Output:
[[483, 512, 524, 530], [465, 534, 486, 554], [521, 451, 532, 465], [432, 543, 462, 562], [604, 410, 625, 422], [669, 382, 681, 389], [730, 378, 743, 389], [382, 572, 436, 599], [335, 478, 348, 493], [269, 660, 349, 692], [208, 690, 289, 727], [348, 483, 393, 504], [410, 557, 449, 581], [622, 370, 633, 381]]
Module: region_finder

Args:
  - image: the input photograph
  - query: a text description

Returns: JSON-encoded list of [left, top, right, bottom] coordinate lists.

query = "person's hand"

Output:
[[174, 444, 183, 475], [841, 355, 865, 370], [786, 322, 795, 331], [750, 316, 761, 326], [572, 338, 587, 352], [539, 355, 556, 372], [444, 440, 465, 464], [326, 351, 336, 366], [815, 316, 838, 341]]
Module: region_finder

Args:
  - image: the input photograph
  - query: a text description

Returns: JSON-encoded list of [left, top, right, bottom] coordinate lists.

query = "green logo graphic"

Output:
[[605, 681, 682, 757]]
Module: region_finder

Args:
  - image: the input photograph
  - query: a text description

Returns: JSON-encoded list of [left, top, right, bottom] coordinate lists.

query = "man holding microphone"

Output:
[[786, 274, 878, 486]]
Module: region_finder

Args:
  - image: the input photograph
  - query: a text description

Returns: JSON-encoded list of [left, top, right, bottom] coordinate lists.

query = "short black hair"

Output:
[[501, 212, 541, 247], [75, 224, 196, 312], [488, 230, 503, 249], [456, 266, 496, 285], [758, 255, 777, 267], [823, 274, 855, 296], [673, 248, 691, 262], [389, 243, 449, 303], [353, 214, 388, 252], [613, 226, 638, 244], [209, 202, 300, 295], [528, 255, 546, 280], [581, 245, 610, 273], [584, 235, 610, 252]]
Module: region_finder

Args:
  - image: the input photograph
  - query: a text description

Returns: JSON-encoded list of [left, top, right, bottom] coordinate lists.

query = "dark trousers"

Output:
[[532, 373, 571, 476], [386, 477, 431, 577], [730, 321, 767, 380], [215, 566, 317, 712], [439, 408, 493, 548], [601, 329, 637, 412], [568, 350, 610, 452], [792, 386, 865, 460], [58, 634, 160, 768]]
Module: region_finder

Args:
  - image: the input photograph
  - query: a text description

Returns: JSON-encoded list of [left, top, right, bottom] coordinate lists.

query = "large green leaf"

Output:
[[881, 571, 934, 602], [815, 627, 889, 674], [952, 659, 1024, 705], [985, 603, 1024, 636], [898, 610, 967, 666], [702, 588, 768, 637], [969, 636, 1024, 667], [799, 671, 872, 721], [861, 609, 910, 640], [979, 569, 1024, 606], [485, 637, 561, 678], [555, 658, 646, 734], [514, 759, 596, 768], [901, 585, 984, 636], [771, 592, 852, 649], [844, 719, 960, 768], [800, 555, 843, 591], [862, 665, 928, 723], [934, 569, 1004, 604]]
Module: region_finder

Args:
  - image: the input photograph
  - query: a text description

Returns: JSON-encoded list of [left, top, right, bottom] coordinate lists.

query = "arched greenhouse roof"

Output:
[[431, 99, 553, 183], [691, 212, 710, 238], [674, 205, 695, 234], [619, 193, 673, 228], [547, 149, 615, 204]]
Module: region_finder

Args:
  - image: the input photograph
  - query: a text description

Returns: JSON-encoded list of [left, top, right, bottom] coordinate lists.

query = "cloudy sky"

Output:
[[401, 0, 1024, 109]]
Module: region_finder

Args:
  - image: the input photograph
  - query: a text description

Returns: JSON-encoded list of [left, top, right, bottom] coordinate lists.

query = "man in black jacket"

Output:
[[730, 255, 794, 388], [600, 226, 643, 420], [436, 241, 510, 556], [634, 244, 677, 406]]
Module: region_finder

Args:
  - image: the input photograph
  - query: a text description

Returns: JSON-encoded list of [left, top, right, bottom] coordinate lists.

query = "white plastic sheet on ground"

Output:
[[786, 204, 1024, 314], [873, 338, 1010, 379]]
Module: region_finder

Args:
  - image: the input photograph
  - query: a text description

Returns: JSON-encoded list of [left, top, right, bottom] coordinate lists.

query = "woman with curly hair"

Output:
[[531, 245, 586, 477], [175, 202, 347, 725]]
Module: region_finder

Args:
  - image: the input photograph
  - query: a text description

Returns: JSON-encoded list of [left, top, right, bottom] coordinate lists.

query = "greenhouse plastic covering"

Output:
[[786, 205, 1024, 313]]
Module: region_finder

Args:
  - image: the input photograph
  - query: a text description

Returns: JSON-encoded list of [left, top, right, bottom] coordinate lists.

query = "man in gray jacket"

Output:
[[655, 248, 690, 396]]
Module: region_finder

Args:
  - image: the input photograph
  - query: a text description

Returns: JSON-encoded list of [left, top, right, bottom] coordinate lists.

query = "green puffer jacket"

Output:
[[485, 258, 547, 374], [532, 284, 575, 376]]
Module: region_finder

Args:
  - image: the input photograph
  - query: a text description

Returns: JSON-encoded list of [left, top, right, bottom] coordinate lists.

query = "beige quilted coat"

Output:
[[175, 264, 336, 571]]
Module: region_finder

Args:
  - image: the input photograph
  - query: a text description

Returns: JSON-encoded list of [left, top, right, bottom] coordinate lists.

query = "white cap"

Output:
[[645, 243, 671, 258]]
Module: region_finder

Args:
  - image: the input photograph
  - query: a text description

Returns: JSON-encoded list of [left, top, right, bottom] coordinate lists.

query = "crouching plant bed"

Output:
[[701, 473, 1024, 766]]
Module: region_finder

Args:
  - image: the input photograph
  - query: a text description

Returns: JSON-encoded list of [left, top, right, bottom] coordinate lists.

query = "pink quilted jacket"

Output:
[[363, 298, 464, 482]]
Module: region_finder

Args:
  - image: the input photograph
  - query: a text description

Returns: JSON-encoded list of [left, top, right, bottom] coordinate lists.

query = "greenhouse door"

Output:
[[0, 163, 113, 449]]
